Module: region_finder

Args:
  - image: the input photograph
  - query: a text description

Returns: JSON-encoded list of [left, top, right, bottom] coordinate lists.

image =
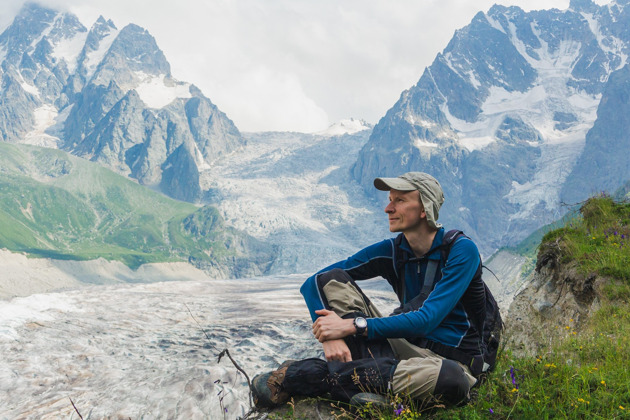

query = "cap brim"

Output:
[[373, 177, 417, 191]]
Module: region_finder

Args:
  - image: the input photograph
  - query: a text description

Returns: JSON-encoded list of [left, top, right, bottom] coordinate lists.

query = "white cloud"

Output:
[[218, 65, 330, 133], [0, 0, 613, 132]]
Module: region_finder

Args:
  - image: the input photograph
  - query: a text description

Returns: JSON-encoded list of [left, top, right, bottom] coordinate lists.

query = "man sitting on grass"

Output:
[[252, 172, 493, 408]]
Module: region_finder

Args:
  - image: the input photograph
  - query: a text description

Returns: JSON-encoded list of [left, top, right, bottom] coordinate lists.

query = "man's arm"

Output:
[[314, 309, 367, 363], [300, 239, 396, 362], [312, 309, 364, 341], [300, 239, 396, 322], [365, 237, 480, 340]]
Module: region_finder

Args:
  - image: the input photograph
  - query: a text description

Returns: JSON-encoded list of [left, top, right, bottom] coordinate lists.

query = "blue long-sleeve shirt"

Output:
[[300, 228, 481, 350]]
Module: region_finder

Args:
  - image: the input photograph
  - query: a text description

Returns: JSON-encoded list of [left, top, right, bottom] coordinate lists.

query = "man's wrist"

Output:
[[353, 317, 368, 336]]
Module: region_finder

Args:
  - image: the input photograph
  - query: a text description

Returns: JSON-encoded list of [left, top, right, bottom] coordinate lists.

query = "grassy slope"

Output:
[[0, 143, 238, 269], [452, 197, 630, 420]]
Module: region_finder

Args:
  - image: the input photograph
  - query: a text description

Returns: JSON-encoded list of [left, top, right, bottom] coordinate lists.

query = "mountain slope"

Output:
[[0, 142, 274, 276], [562, 63, 630, 201]]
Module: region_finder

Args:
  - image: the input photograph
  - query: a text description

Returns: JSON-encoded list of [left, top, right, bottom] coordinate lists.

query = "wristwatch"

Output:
[[353, 317, 368, 336]]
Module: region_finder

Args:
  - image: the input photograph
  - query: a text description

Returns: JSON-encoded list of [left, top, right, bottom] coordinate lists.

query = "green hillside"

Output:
[[0, 143, 272, 271]]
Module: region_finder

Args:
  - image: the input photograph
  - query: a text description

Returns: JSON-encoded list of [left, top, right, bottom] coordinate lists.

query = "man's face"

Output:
[[384, 189, 426, 233]]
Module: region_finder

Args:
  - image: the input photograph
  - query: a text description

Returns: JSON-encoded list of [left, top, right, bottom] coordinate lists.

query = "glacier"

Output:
[[0, 275, 399, 419], [201, 127, 389, 275]]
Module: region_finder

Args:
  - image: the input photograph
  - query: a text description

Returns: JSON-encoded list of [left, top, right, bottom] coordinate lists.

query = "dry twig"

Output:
[[185, 304, 254, 408], [69, 397, 84, 420]]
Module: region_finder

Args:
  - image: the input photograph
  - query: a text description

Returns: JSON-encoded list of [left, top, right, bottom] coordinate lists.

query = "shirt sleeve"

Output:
[[300, 239, 396, 322], [366, 236, 480, 340]]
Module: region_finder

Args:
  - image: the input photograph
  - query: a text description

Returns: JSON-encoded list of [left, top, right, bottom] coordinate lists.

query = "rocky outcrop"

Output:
[[505, 240, 605, 357], [182, 205, 277, 278]]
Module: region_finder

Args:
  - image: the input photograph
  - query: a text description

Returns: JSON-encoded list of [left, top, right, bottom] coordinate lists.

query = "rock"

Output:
[[505, 242, 605, 357]]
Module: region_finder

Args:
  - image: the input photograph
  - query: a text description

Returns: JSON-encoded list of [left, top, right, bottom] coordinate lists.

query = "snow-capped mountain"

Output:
[[0, 3, 242, 202], [353, 0, 630, 255]]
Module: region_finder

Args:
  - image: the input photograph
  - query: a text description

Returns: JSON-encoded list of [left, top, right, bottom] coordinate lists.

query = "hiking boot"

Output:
[[251, 360, 295, 408], [349, 392, 388, 408]]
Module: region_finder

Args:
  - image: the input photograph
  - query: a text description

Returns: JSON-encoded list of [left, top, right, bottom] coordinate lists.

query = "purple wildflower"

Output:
[[490, 408, 494, 414], [394, 404, 404, 416], [510, 366, 519, 389]]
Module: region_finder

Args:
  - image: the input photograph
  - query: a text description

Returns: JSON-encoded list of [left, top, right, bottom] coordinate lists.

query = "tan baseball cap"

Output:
[[374, 172, 445, 229]]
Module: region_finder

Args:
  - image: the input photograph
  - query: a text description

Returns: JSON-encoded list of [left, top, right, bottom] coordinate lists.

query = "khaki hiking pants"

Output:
[[320, 268, 477, 403]]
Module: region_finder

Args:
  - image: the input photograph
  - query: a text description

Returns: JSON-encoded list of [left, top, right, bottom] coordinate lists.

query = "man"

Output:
[[252, 172, 487, 408]]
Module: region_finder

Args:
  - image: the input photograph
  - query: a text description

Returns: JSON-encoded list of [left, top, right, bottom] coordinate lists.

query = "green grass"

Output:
[[0, 143, 258, 269], [540, 196, 630, 285], [342, 196, 630, 419]]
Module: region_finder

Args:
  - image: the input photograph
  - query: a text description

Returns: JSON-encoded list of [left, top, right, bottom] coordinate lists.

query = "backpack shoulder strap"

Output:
[[417, 230, 464, 302], [440, 229, 466, 261], [393, 233, 407, 301]]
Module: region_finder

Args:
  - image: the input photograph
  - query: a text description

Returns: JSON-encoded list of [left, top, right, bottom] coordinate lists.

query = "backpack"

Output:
[[392, 230, 503, 377]]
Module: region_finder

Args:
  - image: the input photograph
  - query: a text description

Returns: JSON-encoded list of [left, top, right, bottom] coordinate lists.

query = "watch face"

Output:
[[355, 317, 367, 329]]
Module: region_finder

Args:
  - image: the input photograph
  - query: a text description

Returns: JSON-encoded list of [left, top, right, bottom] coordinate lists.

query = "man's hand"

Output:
[[322, 339, 352, 362], [313, 309, 355, 342]]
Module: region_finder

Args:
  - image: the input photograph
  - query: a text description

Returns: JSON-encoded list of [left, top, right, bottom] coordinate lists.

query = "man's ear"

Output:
[[419, 198, 427, 219]]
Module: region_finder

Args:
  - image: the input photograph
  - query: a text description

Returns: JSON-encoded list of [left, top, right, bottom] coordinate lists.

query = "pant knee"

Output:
[[317, 268, 353, 288], [317, 269, 370, 316], [434, 359, 471, 406]]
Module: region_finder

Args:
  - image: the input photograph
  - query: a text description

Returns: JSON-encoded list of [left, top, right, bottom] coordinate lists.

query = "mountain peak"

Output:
[[92, 15, 117, 32], [106, 23, 170, 76], [0, 3, 57, 63], [317, 118, 371, 136], [16, 1, 57, 18], [569, 0, 598, 12]]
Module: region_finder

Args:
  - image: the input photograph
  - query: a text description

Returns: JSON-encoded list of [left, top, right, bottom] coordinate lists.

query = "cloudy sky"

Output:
[[0, 0, 611, 132]]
